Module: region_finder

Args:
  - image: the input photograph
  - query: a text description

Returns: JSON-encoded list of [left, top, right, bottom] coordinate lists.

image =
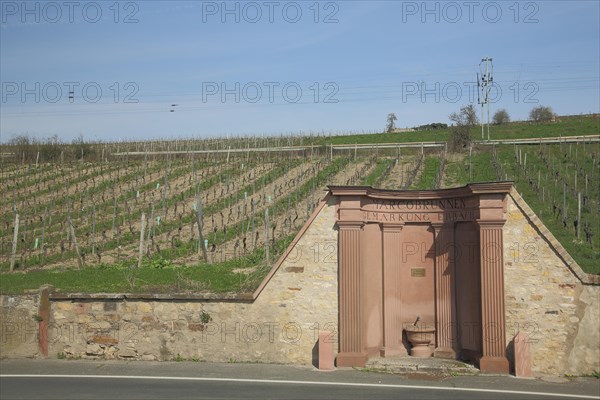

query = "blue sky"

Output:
[[1, 0, 599, 142]]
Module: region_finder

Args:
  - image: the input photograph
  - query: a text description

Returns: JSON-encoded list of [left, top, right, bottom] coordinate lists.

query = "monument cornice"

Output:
[[328, 182, 514, 200], [476, 219, 507, 228], [381, 222, 405, 231], [336, 220, 364, 229]]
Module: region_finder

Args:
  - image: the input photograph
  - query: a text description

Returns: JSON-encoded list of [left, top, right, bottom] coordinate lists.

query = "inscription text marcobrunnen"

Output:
[[373, 198, 468, 210]]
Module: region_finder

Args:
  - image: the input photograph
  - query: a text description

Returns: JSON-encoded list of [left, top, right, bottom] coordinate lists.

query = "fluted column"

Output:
[[432, 222, 457, 359], [337, 221, 367, 367], [477, 219, 509, 374], [381, 223, 405, 357]]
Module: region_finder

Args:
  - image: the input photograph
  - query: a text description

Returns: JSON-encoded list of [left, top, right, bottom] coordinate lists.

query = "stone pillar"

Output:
[[38, 284, 53, 358], [432, 222, 457, 359], [318, 331, 335, 371], [477, 219, 509, 374], [337, 221, 367, 367], [381, 223, 406, 357]]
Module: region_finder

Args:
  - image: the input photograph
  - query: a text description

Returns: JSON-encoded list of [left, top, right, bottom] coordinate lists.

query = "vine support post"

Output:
[[265, 207, 270, 263], [563, 183, 567, 222], [40, 207, 48, 266], [251, 201, 255, 248], [9, 213, 19, 272], [577, 192, 581, 239], [111, 193, 117, 240], [196, 191, 208, 263], [91, 202, 96, 256], [137, 213, 146, 269], [146, 204, 155, 258], [469, 145, 473, 182], [68, 215, 84, 270]]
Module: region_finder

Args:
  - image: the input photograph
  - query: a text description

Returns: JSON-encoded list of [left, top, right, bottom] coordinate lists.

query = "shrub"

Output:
[[492, 109, 510, 125], [529, 106, 554, 122]]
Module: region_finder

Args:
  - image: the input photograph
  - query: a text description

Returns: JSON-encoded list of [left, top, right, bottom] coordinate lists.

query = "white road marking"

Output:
[[1, 374, 598, 399]]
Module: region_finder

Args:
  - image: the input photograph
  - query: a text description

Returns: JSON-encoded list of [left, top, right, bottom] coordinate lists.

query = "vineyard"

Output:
[[1, 115, 598, 294]]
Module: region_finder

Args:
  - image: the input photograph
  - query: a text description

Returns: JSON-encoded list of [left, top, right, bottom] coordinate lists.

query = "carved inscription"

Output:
[[362, 198, 475, 223], [373, 198, 467, 210], [364, 210, 476, 223], [364, 212, 430, 222]]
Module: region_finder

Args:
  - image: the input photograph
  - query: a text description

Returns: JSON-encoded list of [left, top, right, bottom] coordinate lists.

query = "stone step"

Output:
[[365, 357, 480, 376]]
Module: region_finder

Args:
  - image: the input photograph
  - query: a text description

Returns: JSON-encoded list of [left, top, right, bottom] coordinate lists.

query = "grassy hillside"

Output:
[[314, 114, 599, 145]]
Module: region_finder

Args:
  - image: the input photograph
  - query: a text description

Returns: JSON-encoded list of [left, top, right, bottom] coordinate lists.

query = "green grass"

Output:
[[312, 115, 599, 146], [470, 149, 499, 183], [411, 156, 440, 189], [0, 263, 242, 294], [0, 241, 285, 294], [442, 155, 470, 187], [361, 158, 393, 186], [315, 130, 450, 145]]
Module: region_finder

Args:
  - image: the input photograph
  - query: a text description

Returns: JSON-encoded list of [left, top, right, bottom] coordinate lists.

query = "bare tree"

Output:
[[385, 113, 397, 133], [449, 104, 479, 126], [448, 105, 476, 151]]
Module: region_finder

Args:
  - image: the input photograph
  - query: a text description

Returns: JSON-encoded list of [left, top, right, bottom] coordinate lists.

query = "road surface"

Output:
[[1, 359, 598, 400]]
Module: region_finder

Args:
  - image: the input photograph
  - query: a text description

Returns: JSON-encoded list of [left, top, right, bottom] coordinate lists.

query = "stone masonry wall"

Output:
[[0, 294, 40, 358], [504, 191, 600, 376], [47, 196, 339, 364]]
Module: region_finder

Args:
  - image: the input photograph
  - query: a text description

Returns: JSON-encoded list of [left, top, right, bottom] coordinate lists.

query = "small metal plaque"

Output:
[[411, 268, 426, 277]]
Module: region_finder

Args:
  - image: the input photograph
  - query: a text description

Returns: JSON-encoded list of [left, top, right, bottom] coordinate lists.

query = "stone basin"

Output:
[[404, 324, 435, 358]]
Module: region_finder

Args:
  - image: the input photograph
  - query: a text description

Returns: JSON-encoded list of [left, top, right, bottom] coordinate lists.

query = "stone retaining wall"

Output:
[[2, 196, 339, 364], [504, 190, 599, 376], [0, 294, 40, 358]]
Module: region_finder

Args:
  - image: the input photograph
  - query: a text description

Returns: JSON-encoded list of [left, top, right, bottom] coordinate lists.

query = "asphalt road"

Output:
[[1, 359, 599, 400]]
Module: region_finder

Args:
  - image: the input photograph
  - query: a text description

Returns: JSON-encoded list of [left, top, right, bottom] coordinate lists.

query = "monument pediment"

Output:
[[329, 182, 513, 224]]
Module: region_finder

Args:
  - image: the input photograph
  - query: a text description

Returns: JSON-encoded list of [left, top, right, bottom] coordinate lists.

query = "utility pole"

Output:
[[478, 57, 493, 141]]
